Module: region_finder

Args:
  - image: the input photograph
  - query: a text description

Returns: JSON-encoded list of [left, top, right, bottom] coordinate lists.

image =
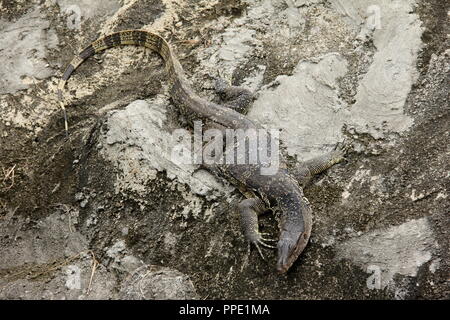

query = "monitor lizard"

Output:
[[58, 30, 349, 273]]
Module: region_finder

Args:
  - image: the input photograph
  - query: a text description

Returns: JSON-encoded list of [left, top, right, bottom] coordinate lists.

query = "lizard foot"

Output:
[[213, 76, 232, 96], [331, 138, 353, 163], [212, 76, 253, 114], [238, 197, 275, 261]]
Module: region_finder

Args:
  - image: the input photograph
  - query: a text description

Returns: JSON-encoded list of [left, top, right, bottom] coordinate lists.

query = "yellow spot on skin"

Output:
[[71, 55, 84, 68], [92, 39, 108, 52]]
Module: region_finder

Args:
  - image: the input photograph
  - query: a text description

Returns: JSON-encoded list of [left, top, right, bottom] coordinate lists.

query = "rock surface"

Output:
[[0, 0, 448, 299]]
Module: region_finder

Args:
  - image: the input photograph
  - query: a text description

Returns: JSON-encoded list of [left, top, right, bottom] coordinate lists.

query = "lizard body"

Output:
[[59, 30, 347, 273]]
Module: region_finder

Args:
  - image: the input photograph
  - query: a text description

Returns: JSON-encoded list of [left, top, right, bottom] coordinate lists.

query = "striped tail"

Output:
[[57, 30, 177, 134]]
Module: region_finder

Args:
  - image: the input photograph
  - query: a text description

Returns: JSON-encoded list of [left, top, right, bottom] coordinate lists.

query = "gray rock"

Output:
[[118, 266, 199, 300], [0, 8, 58, 94], [336, 218, 436, 292]]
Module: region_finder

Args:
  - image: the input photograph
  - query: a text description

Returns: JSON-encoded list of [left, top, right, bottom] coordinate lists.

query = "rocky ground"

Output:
[[0, 0, 448, 299]]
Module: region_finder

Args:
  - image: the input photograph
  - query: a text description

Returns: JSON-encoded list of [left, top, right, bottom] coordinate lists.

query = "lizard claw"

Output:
[[251, 233, 277, 260], [247, 232, 277, 261], [257, 238, 277, 249], [254, 242, 266, 260], [335, 137, 352, 152], [331, 138, 352, 162], [260, 233, 278, 242]]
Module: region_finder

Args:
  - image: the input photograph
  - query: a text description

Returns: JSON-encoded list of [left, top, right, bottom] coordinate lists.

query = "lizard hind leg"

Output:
[[213, 77, 254, 114], [237, 198, 277, 261], [290, 140, 352, 187]]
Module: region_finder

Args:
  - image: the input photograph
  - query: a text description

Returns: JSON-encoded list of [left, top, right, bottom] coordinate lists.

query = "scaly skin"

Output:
[[58, 29, 347, 273]]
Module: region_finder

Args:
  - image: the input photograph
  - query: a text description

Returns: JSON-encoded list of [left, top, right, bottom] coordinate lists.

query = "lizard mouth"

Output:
[[276, 232, 309, 274], [276, 261, 290, 274]]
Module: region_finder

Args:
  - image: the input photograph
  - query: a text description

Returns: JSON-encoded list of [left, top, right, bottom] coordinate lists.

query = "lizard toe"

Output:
[[253, 242, 266, 261], [260, 232, 278, 241], [257, 238, 277, 249]]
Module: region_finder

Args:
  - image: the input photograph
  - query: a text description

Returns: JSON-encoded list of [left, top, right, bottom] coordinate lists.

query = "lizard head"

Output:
[[276, 231, 311, 273], [276, 196, 312, 274]]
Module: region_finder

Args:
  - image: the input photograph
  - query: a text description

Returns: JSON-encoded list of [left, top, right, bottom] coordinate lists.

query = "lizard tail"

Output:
[[57, 30, 178, 134]]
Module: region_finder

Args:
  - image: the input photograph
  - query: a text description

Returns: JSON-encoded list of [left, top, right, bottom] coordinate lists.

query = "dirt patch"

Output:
[[415, 0, 450, 75]]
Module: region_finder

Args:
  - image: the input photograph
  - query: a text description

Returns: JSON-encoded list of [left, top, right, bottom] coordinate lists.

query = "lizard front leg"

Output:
[[214, 77, 253, 114], [289, 141, 351, 187], [237, 197, 277, 260]]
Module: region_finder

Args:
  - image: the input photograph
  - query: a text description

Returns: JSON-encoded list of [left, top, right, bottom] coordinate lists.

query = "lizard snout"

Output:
[[276, 237, 296, 274]]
